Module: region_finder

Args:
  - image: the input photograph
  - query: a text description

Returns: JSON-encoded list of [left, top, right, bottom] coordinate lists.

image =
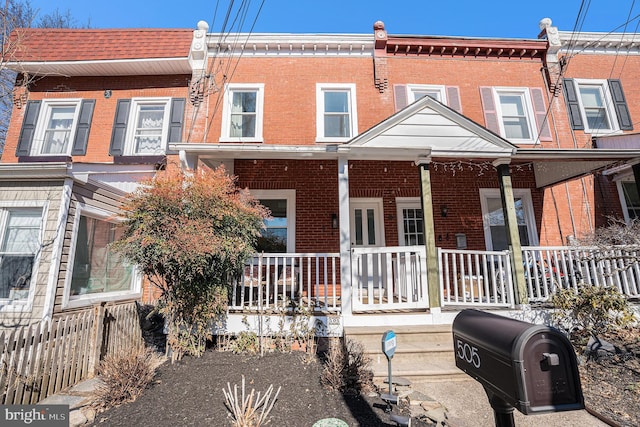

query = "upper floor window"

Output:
[[480, 87, 551, 144], [316, 84, 357, 142], [393, 84, 462, 113], [109, 97, 185, 157], [563, 78, 633, 134], [221, 84, 264, 142], [16, 99, 95, 157], [407, 85, 447, 104], [0, 208, 43, 303]]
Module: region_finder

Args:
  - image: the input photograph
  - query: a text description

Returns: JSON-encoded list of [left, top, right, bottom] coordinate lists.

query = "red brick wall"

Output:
[[2, 75, 189, 163]]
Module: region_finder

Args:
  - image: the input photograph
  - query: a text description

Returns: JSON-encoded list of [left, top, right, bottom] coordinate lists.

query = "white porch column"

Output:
[[338, 157, 352, 319]]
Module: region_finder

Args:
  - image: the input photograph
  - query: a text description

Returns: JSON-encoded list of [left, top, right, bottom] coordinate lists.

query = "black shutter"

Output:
[[166, 97, 185, 154], [16, 100, 41, 157], [71, 99, 95, 155], [109, 99, 131, 156], [562, 79, 584, 130], [608, 79, 633, 130]]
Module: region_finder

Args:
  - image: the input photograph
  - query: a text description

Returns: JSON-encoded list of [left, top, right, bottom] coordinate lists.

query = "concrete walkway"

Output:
[[38, 378, 101, 427], [410, 379, 608, 427]]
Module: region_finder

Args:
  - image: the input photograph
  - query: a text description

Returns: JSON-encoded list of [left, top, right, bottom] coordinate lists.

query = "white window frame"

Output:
[[479, 188, 538, 250], [124, 97, 172, 156], [220, 83, 265, 142], [396, 197, 424, 246], [316, 83, 358, 143], [63, 204, 141, 309], [492, 87, 537, 144], [31, 99, 82, 156], [574, 78, 620, 135], [406, 85, 447, 104], [614, 173, 640, 223], [0, 201, 48, 312], [250, 190, 296, 253]]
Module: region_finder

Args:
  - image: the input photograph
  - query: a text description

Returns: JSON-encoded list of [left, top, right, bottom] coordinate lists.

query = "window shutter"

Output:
[[562, 79, 584, 130], [109, 99, 131, 156], [446, 86, 462, 113], [479, 87, 500, 134], [166, 97, 185, 155], [608, 79, 633, 130], [393, 84, 408, 111], [529, 88, 552, 142], [16, 100, 41, 157], [71, 99, 95, 155]]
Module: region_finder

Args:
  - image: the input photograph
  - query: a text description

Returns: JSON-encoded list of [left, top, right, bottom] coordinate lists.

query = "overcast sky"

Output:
[[25, 0, 640, 38]]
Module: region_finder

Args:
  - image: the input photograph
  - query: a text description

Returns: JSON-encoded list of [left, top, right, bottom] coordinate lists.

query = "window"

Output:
[[17, 99, 96, 157], [0, 208, 43, 302], [109, 97, 185, 157], [563, 78, 633, 133], [67, 208, 139, 306], [480, 87, 550, 144], [396, 198, 424, 246], [618, 180, 640, 222], [252, 190, 295, 253], [221, 84, 264, 142], [316, 84, 357, 142], [407, 85, 446, 104], [480, 189, 538, 251], [126, 99, 171, 155]]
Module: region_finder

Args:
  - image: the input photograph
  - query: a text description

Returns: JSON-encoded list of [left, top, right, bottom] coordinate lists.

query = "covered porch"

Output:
[[172, 95, 640, 333]]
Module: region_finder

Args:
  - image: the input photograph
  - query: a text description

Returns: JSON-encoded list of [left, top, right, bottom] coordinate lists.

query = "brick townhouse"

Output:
[[0, 17, 638, 332]]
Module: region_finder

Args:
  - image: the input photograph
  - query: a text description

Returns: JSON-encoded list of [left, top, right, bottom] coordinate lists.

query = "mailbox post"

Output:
[[452, 310, 584, 427]]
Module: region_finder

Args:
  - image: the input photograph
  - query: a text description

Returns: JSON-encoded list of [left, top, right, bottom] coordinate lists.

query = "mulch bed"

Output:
[[89, 327, 640, 427], [89, 350, 423, 427]]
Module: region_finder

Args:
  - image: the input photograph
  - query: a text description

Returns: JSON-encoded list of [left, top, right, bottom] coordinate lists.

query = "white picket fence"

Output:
[[0, 302, 143, 405]]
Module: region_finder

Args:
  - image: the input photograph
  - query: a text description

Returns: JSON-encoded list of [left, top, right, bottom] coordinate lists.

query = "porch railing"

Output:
[[351, 246, 428, 311], [230, 253, 341, 312], [438, 248, 514, 307], [522, 246, 640, 301]]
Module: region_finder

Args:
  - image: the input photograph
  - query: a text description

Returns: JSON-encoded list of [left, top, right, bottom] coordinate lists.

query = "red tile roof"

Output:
[[8, 28, 193, 62]]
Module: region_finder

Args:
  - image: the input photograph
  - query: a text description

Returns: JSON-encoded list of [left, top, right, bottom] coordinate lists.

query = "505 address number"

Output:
[[456, 339, 481, 368]]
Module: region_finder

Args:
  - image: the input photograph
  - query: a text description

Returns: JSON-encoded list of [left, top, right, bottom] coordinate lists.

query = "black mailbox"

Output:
[[452, 309, 584, 416]]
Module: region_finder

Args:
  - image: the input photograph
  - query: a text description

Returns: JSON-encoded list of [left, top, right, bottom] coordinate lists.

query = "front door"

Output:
[[349, 198, 385, 247]]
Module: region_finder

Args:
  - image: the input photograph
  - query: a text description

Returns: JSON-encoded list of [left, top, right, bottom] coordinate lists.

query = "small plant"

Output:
[[223, 375, 281, 427], [320, 338, 374, 394], [551, 284, 637, 343], [92, 347, 163, 412]]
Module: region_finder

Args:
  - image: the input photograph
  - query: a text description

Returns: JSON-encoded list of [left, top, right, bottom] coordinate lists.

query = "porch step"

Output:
[[344, 325, 467, 383]]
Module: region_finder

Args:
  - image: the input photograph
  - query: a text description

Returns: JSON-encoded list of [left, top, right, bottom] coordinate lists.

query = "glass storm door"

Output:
[[350, 199, 384, 247]]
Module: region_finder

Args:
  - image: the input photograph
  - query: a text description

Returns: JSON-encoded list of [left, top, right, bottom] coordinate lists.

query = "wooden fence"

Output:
[[0, 302, 144, 405]]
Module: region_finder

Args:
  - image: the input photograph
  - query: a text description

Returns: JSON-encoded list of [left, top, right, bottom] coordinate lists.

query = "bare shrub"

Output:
[[223, 375, 281, 427], [92, 347, 164, 412], [320, 338, 374, 394]]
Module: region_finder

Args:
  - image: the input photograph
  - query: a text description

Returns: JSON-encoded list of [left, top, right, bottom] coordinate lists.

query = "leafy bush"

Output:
[[92, 347, 163, 412], [320, 338, 374, 394], [112, 166, 268, 360], [551, 284, 636, 342]]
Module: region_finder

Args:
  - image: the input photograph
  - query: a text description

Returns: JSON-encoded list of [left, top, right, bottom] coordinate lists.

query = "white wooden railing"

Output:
[[438, 248, 514, 307], [522, 246, 640, 301], [230, 253, 341, 312], [351, 246, 428, 311]]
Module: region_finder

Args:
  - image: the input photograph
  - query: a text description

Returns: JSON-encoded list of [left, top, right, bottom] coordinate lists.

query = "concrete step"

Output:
[[345, 324, 464, 382]]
